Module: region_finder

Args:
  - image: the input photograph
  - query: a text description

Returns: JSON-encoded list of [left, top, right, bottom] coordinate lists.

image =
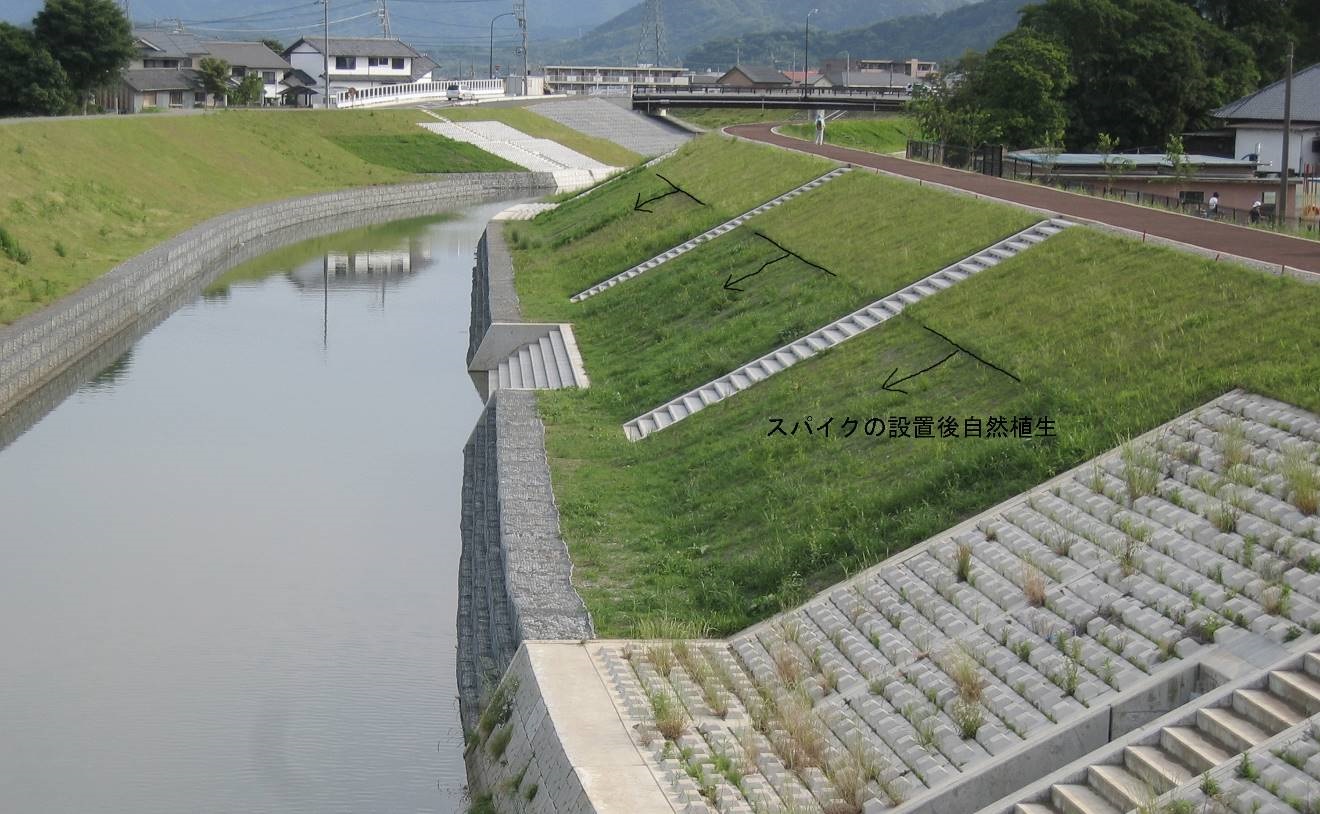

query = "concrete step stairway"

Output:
[[1014, 651, 1320, 814], [568, 167, 853, 302], [622, 218, 1073, 440], [487, 326, 584, 394], [531, 98, 691, 157]]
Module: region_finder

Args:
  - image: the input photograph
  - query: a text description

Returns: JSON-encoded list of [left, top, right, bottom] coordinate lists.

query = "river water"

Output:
[[0, 203, 508, 813]]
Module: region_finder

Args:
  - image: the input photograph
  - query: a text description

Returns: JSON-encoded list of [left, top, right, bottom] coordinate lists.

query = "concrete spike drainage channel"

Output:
[[623, 219, 1074, 442], [464, 390, 1320, 814], [569, 168, 853, 303]]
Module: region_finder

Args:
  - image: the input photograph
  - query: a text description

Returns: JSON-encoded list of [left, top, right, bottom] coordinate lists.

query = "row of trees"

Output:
[[912, 0, 1314, 151], [0, 0, 135, 116]]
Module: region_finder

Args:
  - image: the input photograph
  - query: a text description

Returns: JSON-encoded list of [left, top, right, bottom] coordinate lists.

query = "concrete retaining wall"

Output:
[[458, 390, 594, 733], [0, 172, 556, 420], [467, 222, 523, 366]]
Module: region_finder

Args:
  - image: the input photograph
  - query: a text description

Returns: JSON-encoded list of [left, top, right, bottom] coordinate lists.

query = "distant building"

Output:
[[822, 57, 939, 85], [203, 41, 295, 105], [284, 37, 433, 100], [1007, 149, 1277, 212], [780, 70, 821, 86], [107, 29, 305, 112], [813, 70, 905, 90], [717, 65, 792, 89], [1214, 63, 1320, 177], [543, 65, 689, 96]]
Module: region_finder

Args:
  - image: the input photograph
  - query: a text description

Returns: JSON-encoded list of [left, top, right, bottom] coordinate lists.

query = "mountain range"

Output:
[[684, 0, 1031, 70]]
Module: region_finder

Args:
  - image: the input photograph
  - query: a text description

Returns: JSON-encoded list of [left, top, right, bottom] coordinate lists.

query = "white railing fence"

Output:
[[333, 78, 506, 109]]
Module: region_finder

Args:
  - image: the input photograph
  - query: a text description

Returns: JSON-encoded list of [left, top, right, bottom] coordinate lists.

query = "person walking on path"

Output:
[[814, 111, 825, 146], [1250, 199, 1262, 224], [1208, 191, 1219, 219]]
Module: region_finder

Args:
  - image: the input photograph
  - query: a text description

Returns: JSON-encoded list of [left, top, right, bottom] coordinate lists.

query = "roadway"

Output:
[[728, 123, 1320, 277]]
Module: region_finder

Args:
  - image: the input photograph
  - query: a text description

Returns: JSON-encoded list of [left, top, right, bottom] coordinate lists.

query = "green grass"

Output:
[[443, 105, 641, 167], [504, 134, 835, 319], [668, 107, 813, 130], [561, 169, 1036, 415], [534, 219, 1320, 635], [781, 117, 916, 155], [331, 132, 520, 173], [0, 108, 517, 324]]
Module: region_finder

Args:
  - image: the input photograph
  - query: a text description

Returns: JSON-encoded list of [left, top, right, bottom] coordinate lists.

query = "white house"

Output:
[[1214, 63, 1320, 176], [283, 37, 435, 100], [202, 41, 294, 105]]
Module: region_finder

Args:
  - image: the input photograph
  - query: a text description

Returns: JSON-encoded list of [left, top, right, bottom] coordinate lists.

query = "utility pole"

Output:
[[378, 0, 391, 37], [515, 0, 528, 89], [321, 0, 330, 107], [803, 8, 818, 91], [1278, 41, 1294, 227]]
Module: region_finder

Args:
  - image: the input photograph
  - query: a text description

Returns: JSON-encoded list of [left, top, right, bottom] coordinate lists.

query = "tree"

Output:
[[33, 0, 135, 112], [260, 38, 285, 55], [1096, 132, 1133, 192], [1176, 0, 1320, 79], [0, 22, 73, 116], [197, 57, 231, 107], [1164, 134, 1196, 184], [968, 28, 1073, 148], [228, 72, 264, 106], [1020, 0, 1257, 149]]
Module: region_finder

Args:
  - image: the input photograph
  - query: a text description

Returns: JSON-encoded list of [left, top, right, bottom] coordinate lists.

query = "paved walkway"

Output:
[[728, 123, 1320, 276]]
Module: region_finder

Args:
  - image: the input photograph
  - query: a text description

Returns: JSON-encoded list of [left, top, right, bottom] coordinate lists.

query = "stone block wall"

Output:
[[0, 172, 555, 418], [457, 391, 594, 734], [467, 222, 523, 366]]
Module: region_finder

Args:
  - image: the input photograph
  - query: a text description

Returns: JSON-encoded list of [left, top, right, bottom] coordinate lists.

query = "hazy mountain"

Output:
[[684, 0, 1031, 70], [540, 0, 986, 66]]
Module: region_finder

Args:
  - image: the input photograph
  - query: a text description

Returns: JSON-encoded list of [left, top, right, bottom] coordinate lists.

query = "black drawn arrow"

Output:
[[634, 174, 706, 213], [881, 324, 1022, 395], [723, 232, 837, 292]]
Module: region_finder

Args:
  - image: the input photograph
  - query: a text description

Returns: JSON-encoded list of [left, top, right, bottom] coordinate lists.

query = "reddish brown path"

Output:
[[729, 123, 1320, 276]]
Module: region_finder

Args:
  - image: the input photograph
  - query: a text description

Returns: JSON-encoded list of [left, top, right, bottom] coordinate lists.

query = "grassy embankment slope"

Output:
[[507, 134, 1320, 636], [781, 117, 915, 155], [0, 106, 630, 325]]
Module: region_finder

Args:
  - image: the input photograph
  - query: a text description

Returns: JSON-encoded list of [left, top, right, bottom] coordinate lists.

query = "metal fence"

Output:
[[907, 139, 1320, 233]]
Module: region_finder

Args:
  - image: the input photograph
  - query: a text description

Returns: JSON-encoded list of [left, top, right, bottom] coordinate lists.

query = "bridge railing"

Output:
[[633, 85, 912, 101], [333, 79, 506, 109]]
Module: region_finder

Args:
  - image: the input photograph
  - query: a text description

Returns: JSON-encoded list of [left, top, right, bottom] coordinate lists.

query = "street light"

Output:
[[803, 8, 818, 94], [490, 11, 516, 79]]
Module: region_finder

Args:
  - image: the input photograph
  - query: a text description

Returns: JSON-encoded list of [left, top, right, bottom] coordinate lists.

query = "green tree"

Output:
[[1020, 0, 1257, 149], [969, 28, 1073, 148], [260, 38, 285, 55], [0, 22, 73, 116], [228, 72, 264, 106], [1176, 0, 1320, 79], [1164, 134, 1196, 183], [32, 0, 135, 112], [1096, 132, 1133, 191], [197, 57, 231, 107]]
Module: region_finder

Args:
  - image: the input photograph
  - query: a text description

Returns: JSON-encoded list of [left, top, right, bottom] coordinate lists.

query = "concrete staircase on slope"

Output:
[[487, 325, 586, 394], [1015, 654, 1320, 814], [622, 218, 1074, 441], [531, 98, 691, 157], [568, 167, 853, 302]]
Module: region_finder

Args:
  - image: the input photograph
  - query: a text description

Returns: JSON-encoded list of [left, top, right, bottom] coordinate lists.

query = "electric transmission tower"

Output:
[[637, 0, 665, 66]]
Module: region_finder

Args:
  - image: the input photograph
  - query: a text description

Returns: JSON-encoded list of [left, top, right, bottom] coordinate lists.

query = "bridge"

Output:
[[631, 85, 911, 112], [332, 79, 506, 109]]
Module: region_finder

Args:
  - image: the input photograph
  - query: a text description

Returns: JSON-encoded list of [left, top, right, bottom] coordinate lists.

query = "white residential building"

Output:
[[283, 36, 436, 100], [1214, 62, 1320, 177]]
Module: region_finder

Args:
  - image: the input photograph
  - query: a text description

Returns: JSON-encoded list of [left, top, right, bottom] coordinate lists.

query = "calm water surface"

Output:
[[0, 204, 508, 813]]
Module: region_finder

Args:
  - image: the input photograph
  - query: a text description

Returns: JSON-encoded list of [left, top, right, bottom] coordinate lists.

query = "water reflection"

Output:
[[0, 202, 513, 814]]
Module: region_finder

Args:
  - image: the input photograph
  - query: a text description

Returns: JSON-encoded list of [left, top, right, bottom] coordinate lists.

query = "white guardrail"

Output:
[[333, 79, 506, 109]]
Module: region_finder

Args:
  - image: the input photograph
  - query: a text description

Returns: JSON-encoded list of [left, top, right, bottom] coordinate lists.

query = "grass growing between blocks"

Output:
[[0, 109, 513, 324], [442, 105, 642, 167], [502, 134, 836, 318], [561, 169, 1037, 416], [536, 226, 1320, 636]]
